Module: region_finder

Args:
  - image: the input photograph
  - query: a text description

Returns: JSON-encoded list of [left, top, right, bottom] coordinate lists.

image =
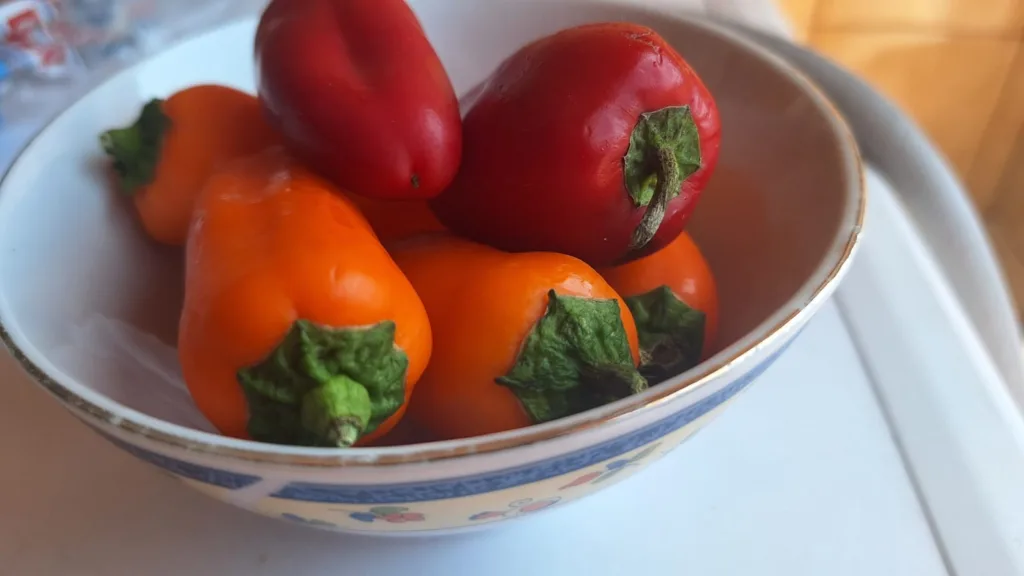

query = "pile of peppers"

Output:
[[101, 0, 722, 448]]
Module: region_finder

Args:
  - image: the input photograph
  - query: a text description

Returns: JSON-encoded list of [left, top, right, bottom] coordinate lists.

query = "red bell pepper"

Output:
[[255, 0, 462, 200], [430, 23, 721, 267]]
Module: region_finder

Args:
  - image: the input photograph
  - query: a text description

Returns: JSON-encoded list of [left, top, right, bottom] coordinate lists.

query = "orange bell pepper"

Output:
[[600, 231, 718, 383], [101, 84, 280, 246], [390, 234, 646, 441], [178, 149, 431, 447]]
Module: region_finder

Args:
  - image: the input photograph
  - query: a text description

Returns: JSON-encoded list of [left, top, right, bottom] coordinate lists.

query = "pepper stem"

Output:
[[622, 105, 701, 251], [300, 376, 372, 448], [496, 290, 648, 423], [630, 147, 681, 250], [625, 285, 706, 384], [100, 98, 170, 196], [237, 320, 409, 448]]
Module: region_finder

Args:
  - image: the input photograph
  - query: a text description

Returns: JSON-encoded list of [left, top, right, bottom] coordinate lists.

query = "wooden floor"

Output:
[[778, 0, 1024, 315]]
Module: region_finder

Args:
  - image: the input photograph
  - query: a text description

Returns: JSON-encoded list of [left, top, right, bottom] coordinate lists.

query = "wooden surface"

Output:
[[778, 0, 1024, 314]]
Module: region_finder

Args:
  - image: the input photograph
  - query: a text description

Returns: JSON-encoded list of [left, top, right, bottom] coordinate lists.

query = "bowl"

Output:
[[0, 1, 863, 535]]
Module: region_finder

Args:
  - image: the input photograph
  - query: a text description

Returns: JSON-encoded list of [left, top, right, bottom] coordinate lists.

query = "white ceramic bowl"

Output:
[[0, 1, 863, 535]]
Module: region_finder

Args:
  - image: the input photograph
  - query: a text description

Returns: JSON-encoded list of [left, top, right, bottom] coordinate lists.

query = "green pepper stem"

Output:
[[496, 290, 648, 423], [630, 147, 681, 250], [237, 320, 409, 448], [299, 376, 372, 448], [332, 421, 362, 447], [100, 98, 169, 196], [625, 286, 706, 384]]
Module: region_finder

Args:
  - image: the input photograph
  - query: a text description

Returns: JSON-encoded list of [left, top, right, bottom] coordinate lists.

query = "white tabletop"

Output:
[[0, 301, 948, 575]]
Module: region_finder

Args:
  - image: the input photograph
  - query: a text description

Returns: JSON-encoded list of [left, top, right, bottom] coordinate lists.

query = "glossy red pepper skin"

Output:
[[430, 23, 721, 267], [255, 0, 462, 200]]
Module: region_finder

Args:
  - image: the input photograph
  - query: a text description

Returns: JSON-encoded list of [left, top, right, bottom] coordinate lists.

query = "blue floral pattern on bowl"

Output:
[[469, 497, 561, 522], [270, 343, 788, 504], [341, 506, 426, 524], [100, 432, 262, 490], [559, 442, 661, 489]]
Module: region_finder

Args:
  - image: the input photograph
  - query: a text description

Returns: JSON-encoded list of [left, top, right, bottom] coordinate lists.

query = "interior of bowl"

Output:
[[0, 1, 860, 461]]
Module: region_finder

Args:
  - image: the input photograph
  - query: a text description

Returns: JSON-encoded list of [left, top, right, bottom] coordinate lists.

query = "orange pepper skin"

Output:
[[343, 193, 446, 244], [600, 231, 718, 382], [390, 234, 642, 441], [178, 150, 431, 447], [102, 84, 280, 246]]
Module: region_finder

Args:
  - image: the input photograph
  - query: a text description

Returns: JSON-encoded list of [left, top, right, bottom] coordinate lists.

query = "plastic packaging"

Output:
[[0, 0, 266, 156], [0, 0, 81, 80], [50, 0, 147, 66]]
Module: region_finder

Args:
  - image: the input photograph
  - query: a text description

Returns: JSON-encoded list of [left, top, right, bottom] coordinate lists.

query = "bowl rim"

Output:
[[0, 11, 865, 468]]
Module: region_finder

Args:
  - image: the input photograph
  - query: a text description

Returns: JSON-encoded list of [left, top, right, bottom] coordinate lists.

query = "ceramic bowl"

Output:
[[0, 1, 863, 535]]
